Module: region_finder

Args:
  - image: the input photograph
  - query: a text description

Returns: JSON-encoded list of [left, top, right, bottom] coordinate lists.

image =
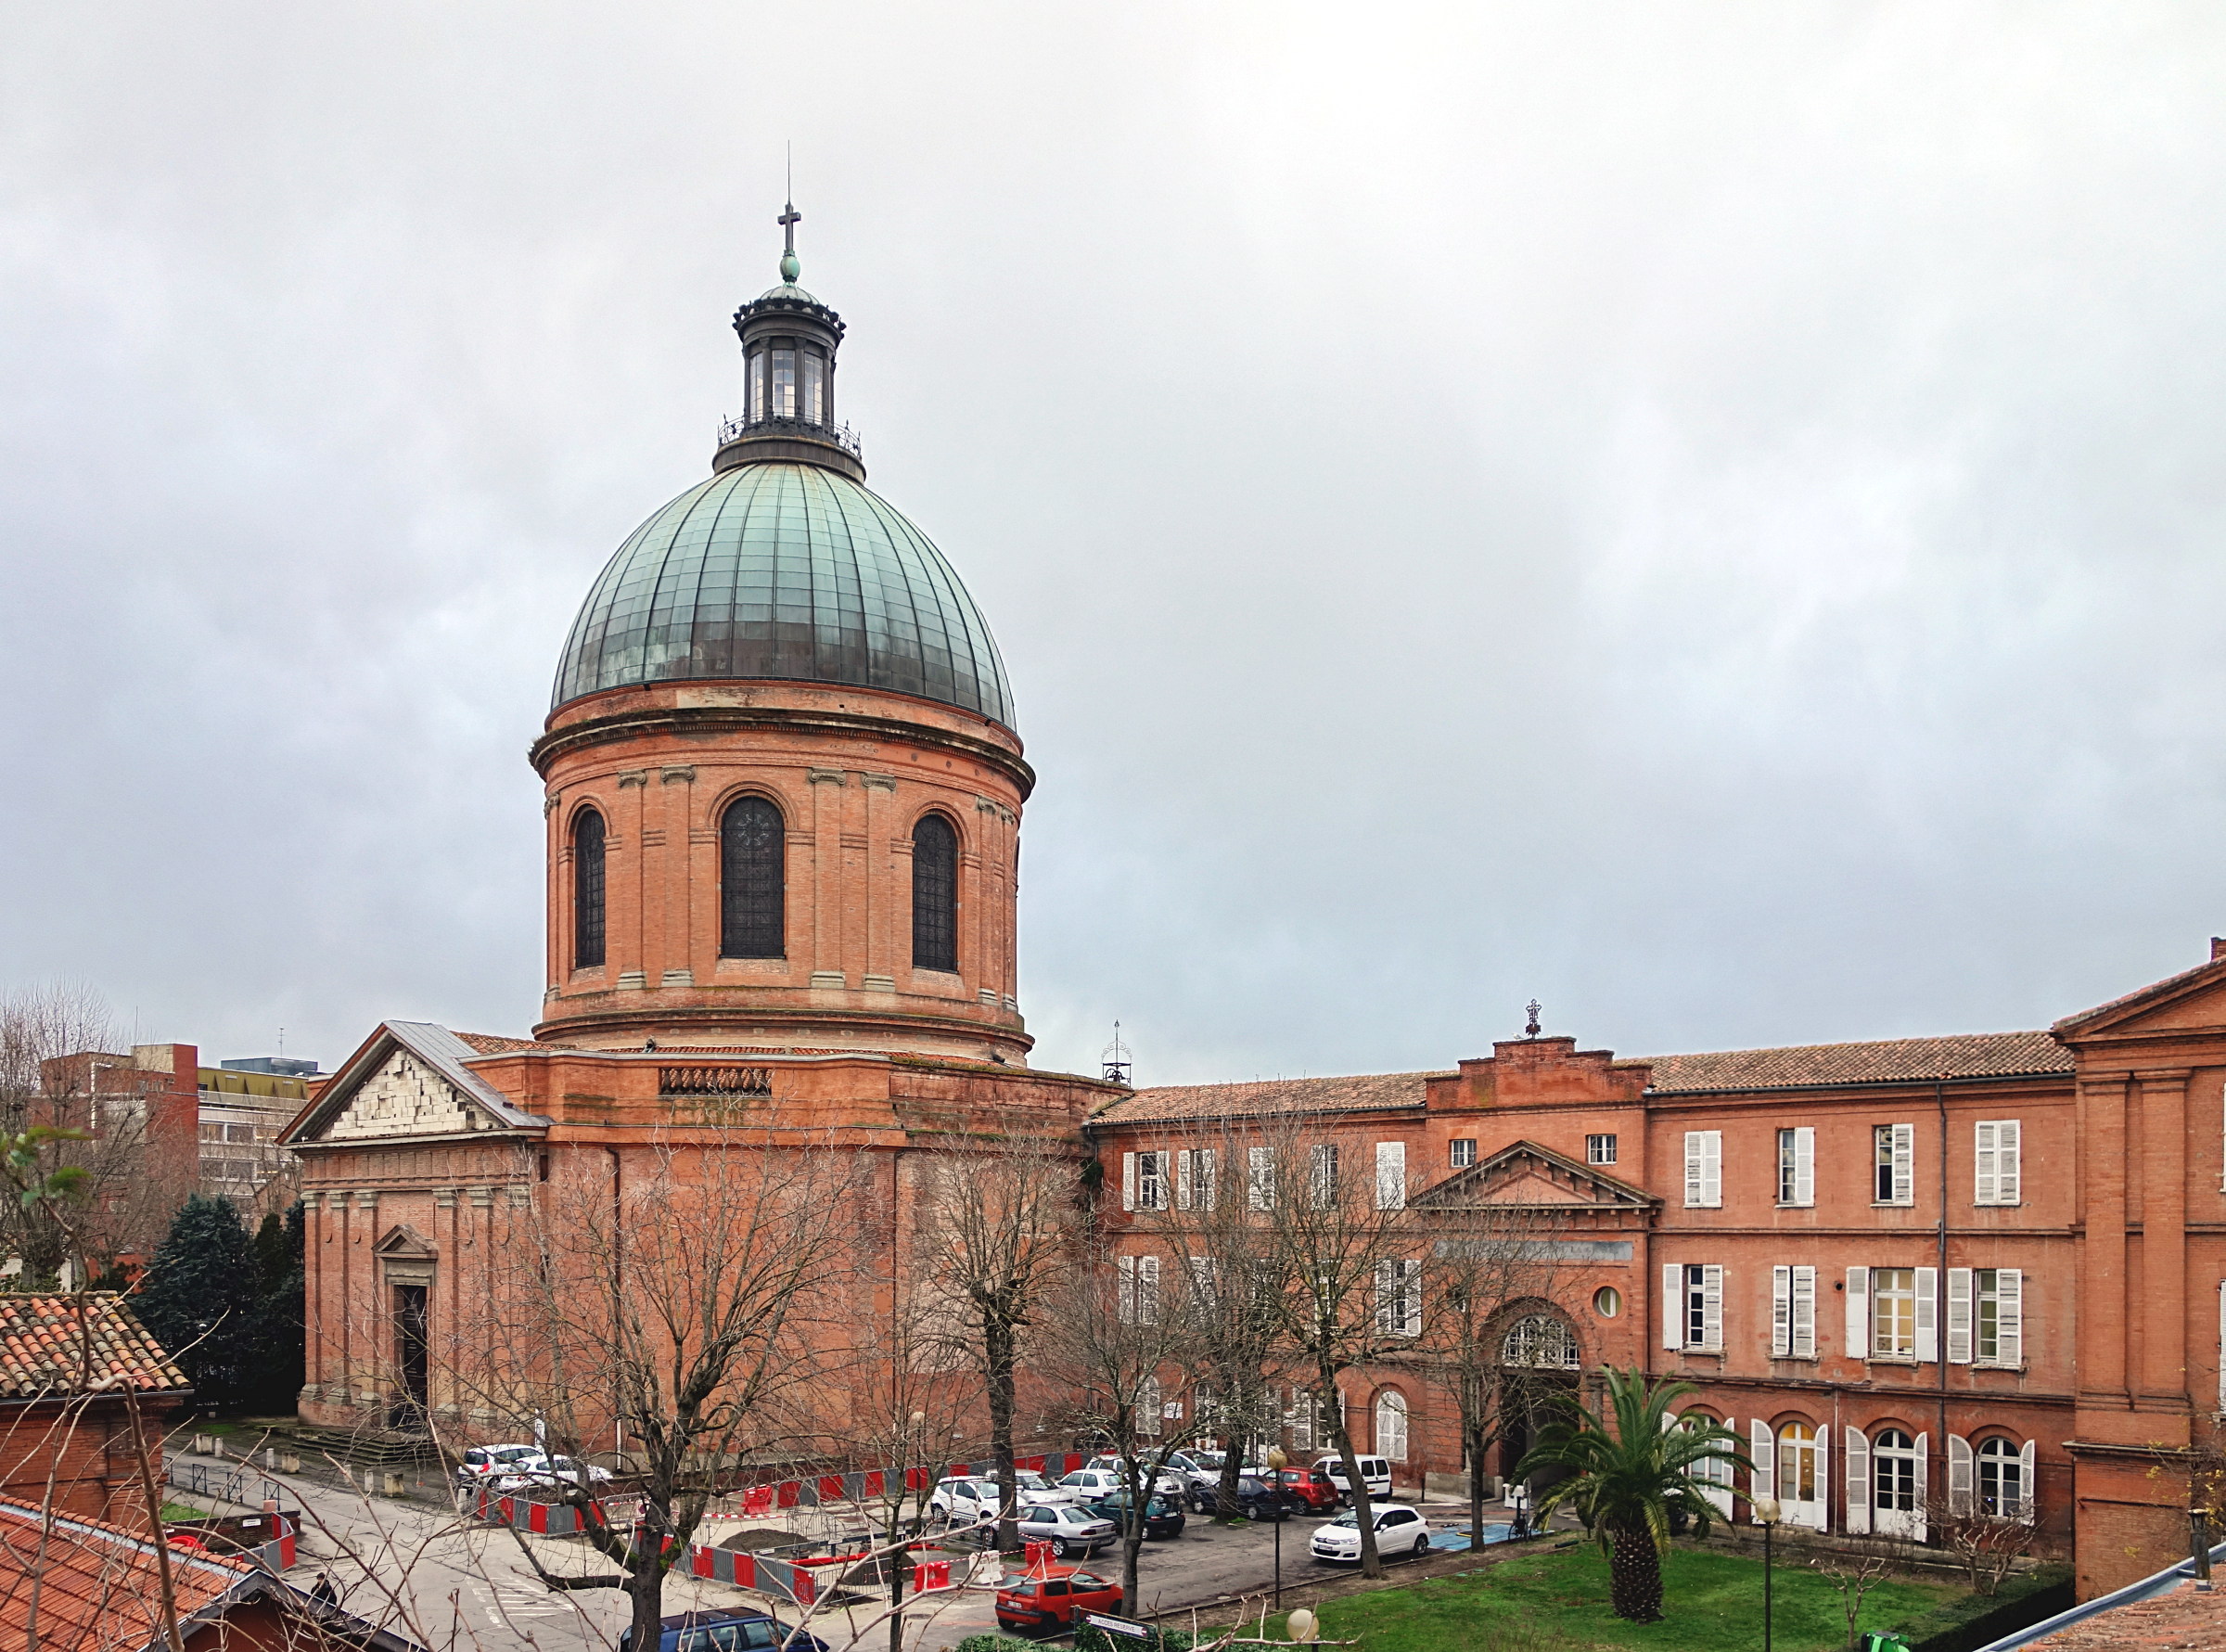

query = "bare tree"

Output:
[[1036, 1223, 1209, 1613], [1140, 1121, 1288, 1519], [445, 1115, 870, 1652], [915, 1131, 1081, 1553], [1809, 1532, 1903, 1651], [1925, 1489, 2039, 1597], [1253, 1108, 1422, 1580]]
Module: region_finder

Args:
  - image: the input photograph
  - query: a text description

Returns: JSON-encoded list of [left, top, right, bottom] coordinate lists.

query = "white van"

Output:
[[1313, 1454, 1392, 1504]]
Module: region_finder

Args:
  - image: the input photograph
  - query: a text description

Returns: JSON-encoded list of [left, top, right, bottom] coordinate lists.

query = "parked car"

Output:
[[928, 1477, 1000, 1525], [1014, 1502, 1119, 1558], [1310, 1503, 1432, 1565], [617, 1609, 828, 1652], [993, 1567, 1123, 1633], [1230, 1475, 1290, 1522], [492, 1454, 614, 1493], [454, 1445, 545, 1486], [1312, 1454, 1393, 1505], [1081, 1491, 1187, 1541], [1011, 1469, 1078, 1506], [1274, 1466, 1341, 1513], [1068, 1462, 1187, 1501]]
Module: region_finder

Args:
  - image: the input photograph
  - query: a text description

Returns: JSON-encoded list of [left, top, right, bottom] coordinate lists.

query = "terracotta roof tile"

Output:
[[449, 1031, 562, 1056], [0, 1493, 252, 1651], [0, 1295, 186, 1399], [2026, 1575, 2222, 1648], [1641, 1030, 2072, 1094], [1093, 1070, 1445, 1126]]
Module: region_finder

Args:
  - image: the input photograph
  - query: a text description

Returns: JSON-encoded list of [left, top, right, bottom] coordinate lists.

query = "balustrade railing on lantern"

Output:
[[718, 411, 864, 459]]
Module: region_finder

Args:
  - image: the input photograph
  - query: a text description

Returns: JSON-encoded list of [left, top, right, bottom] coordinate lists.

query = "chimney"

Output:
[[2213, 938, 2226, 964]]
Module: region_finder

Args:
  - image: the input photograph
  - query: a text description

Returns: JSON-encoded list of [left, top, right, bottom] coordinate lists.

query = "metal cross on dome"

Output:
[[778, 200, 800, 252], [1524, 999, 1542, 1039]]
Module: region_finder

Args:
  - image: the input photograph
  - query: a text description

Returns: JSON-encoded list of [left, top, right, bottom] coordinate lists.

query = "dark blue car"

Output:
[[617, 1610, 827, 1652]]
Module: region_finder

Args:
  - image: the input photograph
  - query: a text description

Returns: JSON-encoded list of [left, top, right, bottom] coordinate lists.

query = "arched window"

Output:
[[1374, 1390, 1408, 1463], [912, 813, 958, 971], [572, 810, 606, 969], [1977, 1437, 2026, 1518], [1500, 1313, 1580, 1369], [720, 796, 786, 958], [1874, 1429, 1919, 1515]]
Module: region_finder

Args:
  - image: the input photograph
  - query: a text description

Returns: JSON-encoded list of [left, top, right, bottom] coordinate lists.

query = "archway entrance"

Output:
[[1494, 1312, 1582, 1505]]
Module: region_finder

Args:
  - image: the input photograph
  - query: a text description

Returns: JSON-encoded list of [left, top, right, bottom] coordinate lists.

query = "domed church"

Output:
[[280, 211, 1116, 1431]]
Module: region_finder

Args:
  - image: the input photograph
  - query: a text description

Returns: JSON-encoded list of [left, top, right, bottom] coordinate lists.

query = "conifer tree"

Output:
[[135, 1193, 259, 1408]]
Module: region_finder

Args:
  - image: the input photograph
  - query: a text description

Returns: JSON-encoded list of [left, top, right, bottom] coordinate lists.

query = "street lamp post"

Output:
[[1753, 1495, 1782, 1652], [1267, 1447, 1289, 1608]]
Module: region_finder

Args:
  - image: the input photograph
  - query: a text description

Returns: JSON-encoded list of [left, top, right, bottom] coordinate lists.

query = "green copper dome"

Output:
[[552, 462, 1015, 728]]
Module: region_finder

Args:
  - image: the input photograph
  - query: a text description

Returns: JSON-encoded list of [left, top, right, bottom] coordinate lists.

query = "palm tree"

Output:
[[1512, 1364, 1747, 1622]]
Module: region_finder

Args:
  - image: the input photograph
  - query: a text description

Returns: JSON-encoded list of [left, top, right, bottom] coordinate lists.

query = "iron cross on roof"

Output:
[[778, 201, 801, 254]]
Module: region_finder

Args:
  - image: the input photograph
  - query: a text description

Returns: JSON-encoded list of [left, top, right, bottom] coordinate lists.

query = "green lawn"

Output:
[[1259, 1542, 1960, 1652]]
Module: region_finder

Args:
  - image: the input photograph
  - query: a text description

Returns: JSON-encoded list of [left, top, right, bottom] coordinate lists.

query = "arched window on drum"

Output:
[[912, 813, 959, 972], [572, 810, 606, 970], [1499, 1314, 1580, 1370], [720, 796, 786, 959]]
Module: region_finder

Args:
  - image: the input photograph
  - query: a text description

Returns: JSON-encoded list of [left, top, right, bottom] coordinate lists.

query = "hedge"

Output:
[[1887, 1566, 2076, 1652], [950, 1637, 1042, 1652], [1073, 1621, 1203, 1652]]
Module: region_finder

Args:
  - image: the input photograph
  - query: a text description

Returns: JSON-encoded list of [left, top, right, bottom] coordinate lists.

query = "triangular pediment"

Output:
[[280, 1020, 548, 1146], [2055, 954, 2226, 1046], [374, 1223, 438, 1259], [1413, 1139, 1657, 1210]]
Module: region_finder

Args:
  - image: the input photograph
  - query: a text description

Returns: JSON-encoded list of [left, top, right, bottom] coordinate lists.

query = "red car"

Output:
[[1277, 1467, 1341, 1512], [994, 1566, 1122, 1633]]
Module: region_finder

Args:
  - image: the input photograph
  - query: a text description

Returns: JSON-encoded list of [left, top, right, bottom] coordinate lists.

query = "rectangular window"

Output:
[[1777, 1127, 1814, 1206], [1450, 1138, 1477, 1168], [749, 352, 766, 418], [1874, 1123, 1914, 1205], [1310, 1144, 1338, 1208], [1977, 1267, 2022, 1364], [1975, 1121, 2023, 1205], [1136, 1151, 1165, 1211], [802, 352, 825, 422], [1675, 1262, 1723, 1350], [1247, 1146, 1275, 1210], [1118, 1255, 1135, 1325], [1771, 1264, 1817, 1357], [1868, 1267, 1935, 1359], [1375, 1259, 1421, 1338], [1587, 1133, 1618, 1165], [1683, 1131, 1721, 1208], [1375, 1141, 1406, 1210], [772, 349, 796, 416], [1138, 1254, 1159, 1325]]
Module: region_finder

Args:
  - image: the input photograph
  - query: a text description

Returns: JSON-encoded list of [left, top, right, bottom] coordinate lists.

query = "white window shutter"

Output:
[[1946, 1268, 1973, 1364], [1846, 1267, 1870, 1358], [1749, 1420, 1774, 1505], [1199, 1147, 1217, 1210], [2219, 1281, 2226, 1415], [1997, 1268, 2022, 1366], [1685, 1133, 1705, 1207], [1375, 1260, 1394, 1336], [1793, 1127, 1814, 1207], [1176, 1149, 1193, 1211], [1664, 1264, 1683, 1351], [1845, 1428, 1870, 1533], [1915, 1266, 1938, 1363], [1999, 1121, 2021, 1203], [1122, 1152, 1137, 1212], [1401, 1260, 1422, 1337], [1892, 1123, 1914, 1205], [1702, 1132, 1722, 1207], [1375, 1141, 1407, 1210], [1140, 1254, 1160, 1324], [1914, 1431, 1929, 1511], [1948, 1434, 1974, 1516], [2018, 1440, 2036, 1519], [1118, 1255, 1135, 1324], [1975, 1122, 1998, 1205], [1772, 1266, 1791, 1358], [1701, 1264, 1724, 1351], [1792, 1266, 1816, 1358], [1247, 1146, 1273, 1210]]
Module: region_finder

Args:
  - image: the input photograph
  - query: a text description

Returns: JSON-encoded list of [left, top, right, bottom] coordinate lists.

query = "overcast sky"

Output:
[[3, 4, 2221, 1084]]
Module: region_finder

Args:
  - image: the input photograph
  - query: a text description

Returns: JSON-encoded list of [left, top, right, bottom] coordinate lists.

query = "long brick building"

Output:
[[278, 216, 2216, 1605]]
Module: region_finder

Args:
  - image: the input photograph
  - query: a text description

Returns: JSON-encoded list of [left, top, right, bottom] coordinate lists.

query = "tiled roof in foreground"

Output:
[[1094, 1070, 1446, 1125], [1641, 1030, 2072, 1095], [0, 1293, 186, 1398], [0, 1496, 252, 1649]]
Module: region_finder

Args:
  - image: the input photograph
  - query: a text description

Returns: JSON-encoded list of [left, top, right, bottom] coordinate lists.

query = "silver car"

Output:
[[1015, 1502, 1118, 1558]]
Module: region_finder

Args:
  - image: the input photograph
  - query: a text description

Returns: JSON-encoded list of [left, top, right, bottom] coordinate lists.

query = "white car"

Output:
[[1310, 1503, 1432, 1565], [454, 1444, 545, 1486], [1014, 1502, 1118, 1559], [1012, 1470, 1078, 1507], [931, 1474, 1071, 1522], [491, 1454, 614, 1493], [1070, 1462, 1187, 1501], [1313, 1454, 1392, 1504]]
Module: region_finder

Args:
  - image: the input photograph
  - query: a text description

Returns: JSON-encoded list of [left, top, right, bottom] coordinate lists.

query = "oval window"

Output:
[[1593, 1287, 1622, 1318]]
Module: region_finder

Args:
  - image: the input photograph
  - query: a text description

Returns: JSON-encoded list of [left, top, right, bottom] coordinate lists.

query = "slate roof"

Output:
[[1640, 1030, 2072, 1095], [0, 1294, 186, 1399], [1093, 1070, 1445, 1126], [0, 1496, 253, 1649]]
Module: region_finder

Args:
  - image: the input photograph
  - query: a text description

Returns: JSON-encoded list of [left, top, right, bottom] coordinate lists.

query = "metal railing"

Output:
[[717, 412, 864, 460], [167, 1455, 288, 1509]]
